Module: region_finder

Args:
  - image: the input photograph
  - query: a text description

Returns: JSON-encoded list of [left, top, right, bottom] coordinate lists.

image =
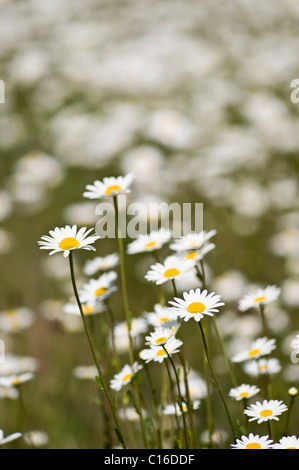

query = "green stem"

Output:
[[68, 251, 127, 449], [259, 304, 268, 337]]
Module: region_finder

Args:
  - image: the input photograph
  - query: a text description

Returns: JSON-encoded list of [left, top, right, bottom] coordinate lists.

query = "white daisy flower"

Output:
[[127, 228, 172, 255], [179, 243, 215, 264], [232, 337, 276, 363], [145, 255, 195, 286], [238, 285, 281, 312], [38, 225, 100, 257], [0, 386, 20, 400], [79, 271, 118, 305], [0, 307, 34, 334], [244, 399, 288, 424], [168, 288, 224, 322], [83, 253, 119, 276], [139, 337, 183, 364], [169, 230, 217, 252], [272, 435, 299, 449], [229, 384, 260, 401], [243, 358, 281, 377], [72, 365, 98, 380], [144, 304, 179, 327], [145, 327, 175, 347], [63, 301, 105, 317], [83, 173, 135, 199], [0, 372, 34, 388], [231, 433, 273, 449], [179, 369, 207, 399], [0, 429, 22, 446], [163, 399, 200, 416], [110, 362, 143, 391]]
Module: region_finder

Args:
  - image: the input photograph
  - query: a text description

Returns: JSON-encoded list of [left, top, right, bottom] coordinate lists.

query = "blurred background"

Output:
[[0, 0, 299, 448]]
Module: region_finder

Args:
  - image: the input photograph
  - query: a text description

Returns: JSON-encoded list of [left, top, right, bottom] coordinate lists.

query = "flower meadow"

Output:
[[1, 0, 299, 451]]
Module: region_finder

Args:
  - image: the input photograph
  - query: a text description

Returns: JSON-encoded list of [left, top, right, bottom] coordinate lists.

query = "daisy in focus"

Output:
[[272, 435, 299, 449], [145, 255, 195, 285], [110, 362, 143, 391], [83, 173, 135, 199], [231, 433, 273, 449], [127, 228, 172, 255], [38, 225, 100, 257], [139, 336, 183, 363], [244, 399, 288, 424], [232, 337, 276, 363], [83, 253, 119, 276], [229, 384, 260, 401], [168, 288, 224, 322], [238, 285, 281, 312], [145, 327, 175, 347], [78, 271, 118, 305]]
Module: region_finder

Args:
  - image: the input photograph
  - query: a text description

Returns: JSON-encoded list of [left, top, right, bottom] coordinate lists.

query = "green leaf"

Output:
[[95, 375, 104, 391]]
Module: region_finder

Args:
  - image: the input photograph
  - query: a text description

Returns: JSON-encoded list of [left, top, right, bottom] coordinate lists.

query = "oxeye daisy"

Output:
[[244, 399, 288, 424], [243, 358, 281, 377], [179, 243, 215, 264], [145, 327, 174, 347], [63, 301, 105, 316], [83, 253, 119, 276], [168, 288, 224, 322], [139, 337, 183, 363], [232, 337, 276, 363], [231, 433, 273, 449], [0, 372, 34, 388], [110, 362, 143, 391], [163, 399, 200, 417], [144, 255, 195, 286], [272, 435, 299, 449], [238, 285, 281, 312], [127, 228, 172, 255], [144, 303, 179, 327], [72, 365, 98, 380], [169, 229, 217, 252], [79, 271, 118, 305], [83, 173, 135, 199], [0, 429, 22, 446], [38, 225, 100, 257], [229, 384, 260, 401]]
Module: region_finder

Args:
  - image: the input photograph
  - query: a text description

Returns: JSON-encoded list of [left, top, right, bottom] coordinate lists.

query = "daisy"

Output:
[[0, 429, 22, 447], [169, 230, 217, 252], [163, 400, 200, 416], [72, 365, 98, 380], [83, 253, 119, 276], [238, 285, 281, 312], [79, 271, 118, 305], [145, 255, 195, 285], [232, 337, 276, 363], [83, 173, 135, 199], [24, 430, 49, 447], [244, 399, 288, 424], [231, 433, 273, 449], [0, 372, 34, 388], [145, 327, 175, 347], [0, 386, 20, 400], [243, 358, 281, 377], [144, 304, 179, 327], [110, 362, 143, 391], [179, 243, 215, 264], [273, 435, 299, 449], [168, 288, 224, 322], [0, 307, 34, 334], [63, 301, 105, 317], [38, 225, 100, 257], [229, 384, 260, 401], [127, 228, 172, 255], [139, 337, 183, 364]]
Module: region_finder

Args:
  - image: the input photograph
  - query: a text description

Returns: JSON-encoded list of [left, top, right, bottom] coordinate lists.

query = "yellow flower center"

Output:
[[94, 287, 108, 297], [258, 364, 268, 372], [187, 302, 206, 314], [260, 409, 273, 418], [122, 373, 132, 382], [246, 443, 262, 449], [159, 317, 170, 323], [105, 185, 122, 195], [59, 237, 80, 250], [145, 241, 157, 249], [156, 349, 167, 356], [11, 377, 21, 386], [286, 447, 297, 449], [164, 268, 180, 278], [248, 348, 261, 357], [239, 392, 249, 398], [155, 337, 167, 344], [254, 296, 266, 303], [186, 251, 197, 260], [83, 305, 97, 315]]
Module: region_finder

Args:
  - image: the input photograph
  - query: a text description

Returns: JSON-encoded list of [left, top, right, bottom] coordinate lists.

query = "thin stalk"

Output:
[[104, 299, 120, 370], [68, 251, 127, 449], [144, 363, 163, 449], [163, 358, 182, 447], [259, 304, 268, 337], [171, 278, 178, 298], [283, 395, 296, 436]]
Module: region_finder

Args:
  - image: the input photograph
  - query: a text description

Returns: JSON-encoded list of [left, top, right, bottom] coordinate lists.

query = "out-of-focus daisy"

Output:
[[243, 358, 281, 377], [231, 433, 273, 449], [238, 285, 281, 312], [24, 430, 49, 447], [180, 369, 207, 399], [79, 271, 118, 305], [83, 253, 119, 276], [178, 243, 215, 264], [0, 354, 38, 376], [111, 318, 148, 353], [273, 435, 299, 449], [0, 429, 22, 446], [83, 173, 135, 199], [38, 225, 100, 257], [118, 407, 146, 422], [169, 230, 216, 252], [145, 255, 195, 285], [0, 386, 19, 400], [144, 303, 178, 327], [0, 307, 34, 334], [229, 384, 260, 401], [163, 399, 200, 416], [110, 362, 142, 391], [72, 365, 98, 380], [145, 327, 174, 347], [127, 228, 172, 255], [0, 372, 34, 388], [63, 301, 105, 317], [232, 337, 276, 363], [139, 336, 183, 364], [169, 288, 224, 322], [244, 399, 288, 424]]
